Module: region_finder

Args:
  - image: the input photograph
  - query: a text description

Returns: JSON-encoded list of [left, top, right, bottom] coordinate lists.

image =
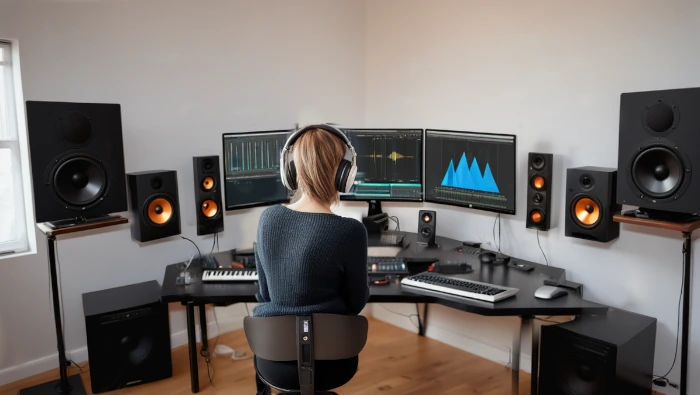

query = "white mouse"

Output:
[[535, 285, 568, 300]]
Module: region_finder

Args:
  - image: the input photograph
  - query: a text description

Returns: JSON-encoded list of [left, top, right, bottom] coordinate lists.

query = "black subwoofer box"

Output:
[[82, 281, 172, 393]]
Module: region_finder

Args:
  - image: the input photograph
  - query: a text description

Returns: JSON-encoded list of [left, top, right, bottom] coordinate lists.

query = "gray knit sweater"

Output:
[[253, 205, 370, 317]]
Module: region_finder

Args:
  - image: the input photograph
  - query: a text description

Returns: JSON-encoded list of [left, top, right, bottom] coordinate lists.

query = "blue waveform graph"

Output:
[[441, 153, 500, 193]]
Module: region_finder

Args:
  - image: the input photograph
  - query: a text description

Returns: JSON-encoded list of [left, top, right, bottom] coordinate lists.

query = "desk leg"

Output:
[[416, 303, 429, 336], [199, 305, 209, 353], [512, 317, 522, 395], [530, 318, 540, 394], [680, 232, 692, 395], [186, 302, 199, 393]]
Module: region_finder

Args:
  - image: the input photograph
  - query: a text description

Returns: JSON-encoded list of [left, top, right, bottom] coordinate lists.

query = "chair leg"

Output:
[[256, 374, 271, 395]]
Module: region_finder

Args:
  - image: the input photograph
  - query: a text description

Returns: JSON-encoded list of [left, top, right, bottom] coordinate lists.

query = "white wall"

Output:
[[0, 0, 366, 384], [364, 1, 700, 394]]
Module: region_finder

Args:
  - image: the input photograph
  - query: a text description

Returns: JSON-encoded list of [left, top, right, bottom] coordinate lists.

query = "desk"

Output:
[[161, 233, 607, 395]]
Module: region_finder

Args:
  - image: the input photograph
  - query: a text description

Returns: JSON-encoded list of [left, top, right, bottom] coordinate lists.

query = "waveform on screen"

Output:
[[362, 152, 414, 162], [441, 153, 500, 193]]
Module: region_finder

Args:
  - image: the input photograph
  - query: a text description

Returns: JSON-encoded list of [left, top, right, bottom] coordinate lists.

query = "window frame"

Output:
[[0, 39, 35, 258]]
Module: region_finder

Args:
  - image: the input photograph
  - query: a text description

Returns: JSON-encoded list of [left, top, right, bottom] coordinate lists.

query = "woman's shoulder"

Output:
[[337, 217, 368, 241]]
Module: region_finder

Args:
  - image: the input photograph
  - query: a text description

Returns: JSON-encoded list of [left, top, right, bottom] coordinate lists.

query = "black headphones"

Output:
[[279, 124, 357, 193]]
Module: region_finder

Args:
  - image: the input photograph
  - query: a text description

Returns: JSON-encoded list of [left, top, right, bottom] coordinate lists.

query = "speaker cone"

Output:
[[531, 154, 545, 170], [58, 111, 92, 144], [202, 176, 215, 191], [529, 209, 544, 223], [201, 200, 219, 218], [53, 156, 107, 206], [573, 196, 601, 228], [147, 197, 173, 225], [120, 335, 154, 366], [531, 175, 546, 190], [422, 213, 432, 223], [557, 356, 607, 394], [645, 100, 676, 134], [631, 146, 683, 198], [420, 227, 432, 238]]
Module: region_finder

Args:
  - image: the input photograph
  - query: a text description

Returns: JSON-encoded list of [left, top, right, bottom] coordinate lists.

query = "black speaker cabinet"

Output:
[[539, 309, 656, 395], [193, 156, 224, 235], [26, 101, 127, 224], [127, 170, 181, 242], [417, 210, 436, 246], [82, 281, 172, 394], [618, 87, 700, 216], [526, 153, 553, 231], [565, 167, 621, 243]]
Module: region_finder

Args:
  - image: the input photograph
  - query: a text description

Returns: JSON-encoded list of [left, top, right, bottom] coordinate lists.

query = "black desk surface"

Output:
[[161, 233, 607, 316]]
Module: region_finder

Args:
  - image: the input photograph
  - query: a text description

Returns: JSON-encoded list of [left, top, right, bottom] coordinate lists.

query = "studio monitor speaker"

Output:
[[193, 156, 224, 235], [526, 153, 553, 231], [82, 281, 172, 394], [538, 309, 656, 395], [617, 87, 700, 217], [565, 167, 621, 243], [127, 170, 181, 242], [26, 101, 127, 224], [417, 210, 436, 246]]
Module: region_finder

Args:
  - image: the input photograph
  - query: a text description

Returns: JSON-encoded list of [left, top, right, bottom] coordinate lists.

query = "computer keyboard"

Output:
[[401, 273, 519, 303], [367, 256, 409, 274], [202, 270, 258, 282]]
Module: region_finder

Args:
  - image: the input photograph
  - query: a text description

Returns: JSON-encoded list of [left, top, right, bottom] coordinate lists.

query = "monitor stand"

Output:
[[622, 208, 700, 223], [362, 200, 389, 236]]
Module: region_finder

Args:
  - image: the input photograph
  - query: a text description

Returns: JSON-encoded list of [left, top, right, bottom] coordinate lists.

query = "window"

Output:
[[0, 40, 33, 256]]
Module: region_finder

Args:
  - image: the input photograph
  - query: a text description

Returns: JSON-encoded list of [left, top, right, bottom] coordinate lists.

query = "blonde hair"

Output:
[[293, 128, 347, 205]]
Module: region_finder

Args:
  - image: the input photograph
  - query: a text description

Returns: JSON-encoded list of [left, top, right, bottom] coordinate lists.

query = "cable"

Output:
[[68, 359, 88, 374], [389, 216, 401, 232], [377, 304, 419, 329], [653, 245, 685, 383], [536, 230, 549, 266], [492, 214, 501, 253], [216, 233, 220, 252], [181, 236, 203, 260], [210, 233, 217, 255], [244, 303, 251, 317]]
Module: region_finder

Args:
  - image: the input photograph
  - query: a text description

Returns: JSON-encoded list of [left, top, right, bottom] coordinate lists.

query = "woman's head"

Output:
[[292, 127, 347, 205]]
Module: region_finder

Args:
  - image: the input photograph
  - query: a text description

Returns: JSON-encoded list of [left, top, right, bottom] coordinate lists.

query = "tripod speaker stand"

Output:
[[19, 217, 128, 395]]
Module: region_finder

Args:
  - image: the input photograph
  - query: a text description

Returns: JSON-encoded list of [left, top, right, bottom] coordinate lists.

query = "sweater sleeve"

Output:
[[343, 222, 370, 315], [254, 248, 270, 303]]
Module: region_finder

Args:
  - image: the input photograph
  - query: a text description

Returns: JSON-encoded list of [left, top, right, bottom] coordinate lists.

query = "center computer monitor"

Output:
[[424, 129, 516, 215], [222, 130, 292, 210], [340, 128, 423, 213]]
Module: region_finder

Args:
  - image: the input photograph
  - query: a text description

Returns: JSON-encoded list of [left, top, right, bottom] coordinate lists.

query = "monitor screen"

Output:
[[222, 130, 292, 210], [340, 128, 423, 202], [424, 129, 516, 214]]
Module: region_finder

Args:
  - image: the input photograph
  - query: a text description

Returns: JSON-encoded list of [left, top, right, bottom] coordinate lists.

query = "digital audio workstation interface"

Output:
[[340, 128, 424, 202], [425, 129, 516, 214], [222, 130, 292, 210]]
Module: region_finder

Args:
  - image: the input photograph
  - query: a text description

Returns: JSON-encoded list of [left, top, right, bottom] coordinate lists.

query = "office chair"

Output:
[[244, 314, 368, 395]]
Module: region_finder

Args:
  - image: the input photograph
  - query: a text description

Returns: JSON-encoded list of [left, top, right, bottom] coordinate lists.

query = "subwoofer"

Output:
[[127, 170, 181, 242], [417, 210, 436, 246], [26, 101, 127, 225], [538, 309, 656, 395], [193, 156, 224, 235], [565, 167, 621, 243], [617, 87, 700, 218], [526, 153, 553, 231], [82, 281, 172, 394]]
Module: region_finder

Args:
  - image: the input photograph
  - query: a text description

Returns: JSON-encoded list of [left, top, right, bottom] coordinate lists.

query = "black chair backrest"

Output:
[[244, 314, 368, 395]]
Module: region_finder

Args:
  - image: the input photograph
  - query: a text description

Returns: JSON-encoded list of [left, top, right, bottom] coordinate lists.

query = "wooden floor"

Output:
[[0, 318, 661, 395]]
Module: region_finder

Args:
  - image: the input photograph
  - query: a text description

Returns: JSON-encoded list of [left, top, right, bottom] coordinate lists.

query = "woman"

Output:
[[254, 124, 369, 393]]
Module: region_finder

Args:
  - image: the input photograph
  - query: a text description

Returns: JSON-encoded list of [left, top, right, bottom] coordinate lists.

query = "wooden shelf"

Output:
[[36, 216, 128, 237], [613, 213, 700, 233]]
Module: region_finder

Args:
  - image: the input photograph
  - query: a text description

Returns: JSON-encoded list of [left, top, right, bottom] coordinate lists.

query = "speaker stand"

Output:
[[24, 217, 128, 395], [613, 213, 700, 395], [45, 214, 119, 230], [623, 208, 700, 223]]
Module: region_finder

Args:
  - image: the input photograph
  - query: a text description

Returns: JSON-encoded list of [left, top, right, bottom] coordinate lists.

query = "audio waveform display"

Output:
[[362, 152, 415, 162], [441, 153, 500, 193]]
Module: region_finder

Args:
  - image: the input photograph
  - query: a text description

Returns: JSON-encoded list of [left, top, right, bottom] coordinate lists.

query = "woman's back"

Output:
[[253, 205, 369, 317]]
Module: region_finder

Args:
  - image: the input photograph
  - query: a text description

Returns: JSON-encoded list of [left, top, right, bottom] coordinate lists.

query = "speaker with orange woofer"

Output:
[[565, 167, 621, 243], [526, 153, 553, 231], [127, 170, 181, 242], [193, 156, 224, 235]]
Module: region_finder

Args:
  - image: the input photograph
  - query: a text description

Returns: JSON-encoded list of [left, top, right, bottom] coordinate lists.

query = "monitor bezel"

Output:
[[221, 129, 293, 211], [339, 128, 425, 203], [423, 128, 517, 215]]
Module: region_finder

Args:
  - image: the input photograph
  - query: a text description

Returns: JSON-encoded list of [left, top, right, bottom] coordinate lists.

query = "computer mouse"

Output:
[[535, 285, 568, 300], [479, 252, 496, 264]]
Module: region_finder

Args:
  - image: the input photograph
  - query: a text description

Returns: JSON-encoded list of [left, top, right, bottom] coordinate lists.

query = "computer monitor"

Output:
[[424, 129, 516, 215], [222, 130, 292, 210], [340, 128, 424, 214]]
